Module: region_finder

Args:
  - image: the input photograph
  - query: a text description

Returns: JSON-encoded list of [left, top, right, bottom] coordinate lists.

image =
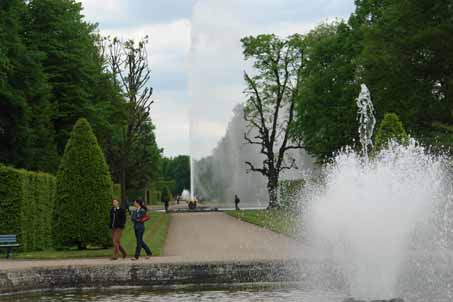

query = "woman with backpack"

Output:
[[131, 199, 152, 260]]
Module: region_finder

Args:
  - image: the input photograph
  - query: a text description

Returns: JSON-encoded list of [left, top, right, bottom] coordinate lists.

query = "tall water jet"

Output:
[[356, 84, 376, 158], [190, 155, 194, 201], [301, 84, 453, 301]]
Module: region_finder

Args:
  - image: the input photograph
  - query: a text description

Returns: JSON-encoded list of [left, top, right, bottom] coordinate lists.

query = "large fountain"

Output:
[[299, 84, 453, 301]]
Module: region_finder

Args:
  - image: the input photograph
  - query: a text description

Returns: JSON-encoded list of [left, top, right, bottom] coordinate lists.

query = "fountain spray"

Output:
[[302, 84, 452, 301]]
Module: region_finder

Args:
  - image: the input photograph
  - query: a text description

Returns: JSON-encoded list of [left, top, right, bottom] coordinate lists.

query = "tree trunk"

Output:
[[120, 167, 127, 208], [267, 172, 279, 208]]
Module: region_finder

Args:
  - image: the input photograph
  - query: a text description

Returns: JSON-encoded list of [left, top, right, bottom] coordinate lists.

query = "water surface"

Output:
[[1, 287, 345, 302]]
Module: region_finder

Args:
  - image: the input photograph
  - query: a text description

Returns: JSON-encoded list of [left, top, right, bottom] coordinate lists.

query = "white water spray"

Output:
[[356, 84, 376, 158], [302, 84, 453, 301]]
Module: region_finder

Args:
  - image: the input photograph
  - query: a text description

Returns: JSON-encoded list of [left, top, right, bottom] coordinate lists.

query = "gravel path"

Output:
[[163, 212, 302, 260], [0, 212, 302, 270]]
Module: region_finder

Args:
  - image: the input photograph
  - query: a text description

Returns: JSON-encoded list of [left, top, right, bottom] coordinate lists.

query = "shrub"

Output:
[[54, 118, 113, 249], [0, 165, 55, 251], [279, 179, 305, 213], [374, 113, 409, 151]]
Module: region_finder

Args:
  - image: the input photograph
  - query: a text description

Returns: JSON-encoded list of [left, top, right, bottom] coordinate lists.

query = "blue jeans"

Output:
[[134, 227, 152, 258]]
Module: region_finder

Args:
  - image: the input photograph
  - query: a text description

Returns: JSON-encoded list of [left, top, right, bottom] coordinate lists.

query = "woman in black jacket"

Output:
[[109, 199, 127, 260]]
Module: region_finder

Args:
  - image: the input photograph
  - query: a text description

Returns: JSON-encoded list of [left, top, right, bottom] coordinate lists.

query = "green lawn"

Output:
[[226, 209, 298, 237], [15, 212, 171, 259]]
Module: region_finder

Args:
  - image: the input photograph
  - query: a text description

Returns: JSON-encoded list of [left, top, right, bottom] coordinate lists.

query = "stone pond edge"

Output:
[[0, 259, 307, 295]]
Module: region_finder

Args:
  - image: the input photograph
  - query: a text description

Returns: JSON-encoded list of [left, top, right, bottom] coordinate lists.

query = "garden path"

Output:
[[163, 212, 301, 260]]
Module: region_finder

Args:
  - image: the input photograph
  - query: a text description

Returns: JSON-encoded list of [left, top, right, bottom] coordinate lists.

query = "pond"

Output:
[[0, 286, 346, 302], [2, 283, 451, 302]]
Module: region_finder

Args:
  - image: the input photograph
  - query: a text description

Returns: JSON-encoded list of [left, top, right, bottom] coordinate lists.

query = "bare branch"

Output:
[[245, 161, 268, 176], [279, 158, 298, 172]]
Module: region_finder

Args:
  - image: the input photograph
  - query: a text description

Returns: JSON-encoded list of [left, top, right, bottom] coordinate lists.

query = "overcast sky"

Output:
[[79, 0, 355, 158]]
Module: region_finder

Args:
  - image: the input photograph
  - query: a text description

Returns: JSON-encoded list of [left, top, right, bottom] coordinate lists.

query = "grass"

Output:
[[15, 212, 171, 259], [226, 209, 298, 237]]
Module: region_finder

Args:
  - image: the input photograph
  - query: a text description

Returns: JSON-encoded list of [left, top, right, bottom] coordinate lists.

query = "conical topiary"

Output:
[[374, 113, 409, 151], [53, 118, 113, 249]]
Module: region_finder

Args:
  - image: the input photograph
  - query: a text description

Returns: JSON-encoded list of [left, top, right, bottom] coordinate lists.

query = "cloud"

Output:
[[79, 0, 127, 26], [80, 0, 195, 27]]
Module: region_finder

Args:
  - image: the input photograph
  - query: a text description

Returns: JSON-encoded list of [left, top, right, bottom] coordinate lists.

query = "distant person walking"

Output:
[[234, 194, 240, 211], [131, 199, 152, 260], [110, 199, 127, 260], [161, 187, 170, 212]]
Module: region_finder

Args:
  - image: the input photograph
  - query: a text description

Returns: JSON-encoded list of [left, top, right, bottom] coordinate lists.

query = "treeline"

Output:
[[0, 0, 168, 198], [294, 0, 452, 161], [160, 155, 191, 196]]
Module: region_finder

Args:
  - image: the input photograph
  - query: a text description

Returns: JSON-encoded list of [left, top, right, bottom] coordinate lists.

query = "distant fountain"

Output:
[[301, 84, 453, 301], [181, 189, 191, 202], [190, 156, 195, 201], [190, 104, 316, 207]]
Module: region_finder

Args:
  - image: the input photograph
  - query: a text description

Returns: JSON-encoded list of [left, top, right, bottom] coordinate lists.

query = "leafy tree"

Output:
[[241, 34, 304, 207], [27, 0, 119, 157], [54, 118, 113, 249], [0, 0, 162, 183], [125, 120, 162, 191], [374, 113, 409, 151], [0, 0, 29, 167], [356, 0, 453, 151], [295, 22, 360, 161], [161, 155, 190, 195], [0, 0, 57, 172], [294, 0, 452, 161], [161, 186, 171, 203]]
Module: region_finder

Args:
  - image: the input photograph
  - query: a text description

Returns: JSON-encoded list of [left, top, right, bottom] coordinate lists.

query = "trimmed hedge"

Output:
[[374, 113, 409, 151], [54, 118, 113, 249], [0, 165, 56, 251]]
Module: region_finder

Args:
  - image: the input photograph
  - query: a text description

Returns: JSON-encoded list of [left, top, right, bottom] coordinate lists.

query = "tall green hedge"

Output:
[[0, 165, 56, 251], [54, 118, 113, 249]]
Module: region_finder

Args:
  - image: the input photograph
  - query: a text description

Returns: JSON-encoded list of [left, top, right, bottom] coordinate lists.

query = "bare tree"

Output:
[[241, 34, 304, 208], [106, 36, 154, 204]]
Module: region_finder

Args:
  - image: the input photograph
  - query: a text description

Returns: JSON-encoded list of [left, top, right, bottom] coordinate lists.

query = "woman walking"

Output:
[[131, 199, 152, 260]]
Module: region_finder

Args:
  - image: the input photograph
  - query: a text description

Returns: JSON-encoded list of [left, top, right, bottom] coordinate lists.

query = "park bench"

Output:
[[0, 235, 20, 259]]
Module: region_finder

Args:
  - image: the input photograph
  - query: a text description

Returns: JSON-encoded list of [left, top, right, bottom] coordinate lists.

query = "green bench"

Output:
[[0, 235, 20, 259]]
